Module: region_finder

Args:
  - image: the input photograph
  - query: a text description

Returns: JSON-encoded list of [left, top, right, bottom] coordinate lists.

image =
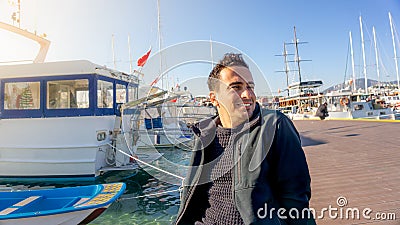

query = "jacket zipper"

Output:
[[175, 143, 204, 224], [236, 142, 242, 184]]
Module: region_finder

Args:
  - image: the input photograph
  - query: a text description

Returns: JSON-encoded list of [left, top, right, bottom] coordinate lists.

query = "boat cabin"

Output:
[[0, 60, 138, 119]]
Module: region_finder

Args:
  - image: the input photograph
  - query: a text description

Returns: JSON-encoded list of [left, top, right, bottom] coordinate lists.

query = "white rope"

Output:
[[107, 143, 184, 180], [118, 189, 181, 200]]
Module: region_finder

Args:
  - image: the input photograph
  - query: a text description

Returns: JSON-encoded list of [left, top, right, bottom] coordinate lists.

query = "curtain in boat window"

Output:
[[116, 83, 127, 104], [4, 82, 40, 110]]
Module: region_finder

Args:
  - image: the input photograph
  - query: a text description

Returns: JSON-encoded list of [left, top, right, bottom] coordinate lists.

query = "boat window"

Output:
[[128, 86, 138, 102], [97, 80, 113, 108], [116, 84, 127, 103], [354, 104, 364, 111], [47, 79, 89, 109], [4, 82, 40, 110]]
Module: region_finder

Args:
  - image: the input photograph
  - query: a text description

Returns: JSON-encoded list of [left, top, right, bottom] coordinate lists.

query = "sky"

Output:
[[1, 0, 400, 97]]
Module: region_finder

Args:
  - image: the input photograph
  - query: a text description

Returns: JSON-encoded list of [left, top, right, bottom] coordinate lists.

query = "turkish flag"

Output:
[[137, 48, 151, 67]]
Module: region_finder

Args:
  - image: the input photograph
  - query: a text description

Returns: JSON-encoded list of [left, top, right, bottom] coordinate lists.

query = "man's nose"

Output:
[[241, 87, 255, 99]]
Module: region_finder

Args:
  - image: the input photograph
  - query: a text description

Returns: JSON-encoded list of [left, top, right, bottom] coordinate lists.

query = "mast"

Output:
[[294, 26, 302, 84], [279, 27, 310, 96], [349, 31, 356, 92], [275, 42, 294, 97], [372, 26, 381, 92], [359, 15, 368, 95], [157, 0, 163, 89], [283, 43, 290, 94], [389, 12, 400, 92]]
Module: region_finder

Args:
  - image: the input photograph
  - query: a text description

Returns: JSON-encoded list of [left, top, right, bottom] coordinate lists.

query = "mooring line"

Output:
[[107, 143, 185, 180], [118, 189, 182, 201]]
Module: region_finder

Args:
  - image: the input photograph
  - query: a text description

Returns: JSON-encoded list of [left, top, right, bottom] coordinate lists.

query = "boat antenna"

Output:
[[112, 34, 117, 70], [128, 34, 133, 74], [389, 12, 400, 93]]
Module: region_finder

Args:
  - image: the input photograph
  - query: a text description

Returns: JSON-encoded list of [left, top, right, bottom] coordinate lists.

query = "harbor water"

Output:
[[0, 148, 192, 225]]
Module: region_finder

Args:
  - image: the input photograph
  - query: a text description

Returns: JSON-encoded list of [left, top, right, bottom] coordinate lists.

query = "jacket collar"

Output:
[[192, 103, 261, 138]]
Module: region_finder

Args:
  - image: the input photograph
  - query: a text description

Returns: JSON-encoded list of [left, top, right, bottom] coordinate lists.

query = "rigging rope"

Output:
[[118, 189, 182, 201], [107, 143, 185, 180]]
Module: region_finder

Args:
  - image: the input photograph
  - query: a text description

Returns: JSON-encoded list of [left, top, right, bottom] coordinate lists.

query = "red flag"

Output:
[[137, 48, 151, 67]]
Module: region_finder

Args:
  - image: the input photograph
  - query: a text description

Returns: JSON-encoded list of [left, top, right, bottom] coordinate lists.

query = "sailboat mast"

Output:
[[157, 0, 163, 89], [283, 43, 290, 95], [359, 16, 368, 95], [389, 12, 400, 92], [349, 31, 356, 92], [372, 26, 381, 92], [294, 26, 302, 84]]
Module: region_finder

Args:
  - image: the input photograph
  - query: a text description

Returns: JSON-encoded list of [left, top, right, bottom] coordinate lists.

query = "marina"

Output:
[[275, 27, 400, 121], [0, 1, 399, 224], [1, 120, 399, 224]]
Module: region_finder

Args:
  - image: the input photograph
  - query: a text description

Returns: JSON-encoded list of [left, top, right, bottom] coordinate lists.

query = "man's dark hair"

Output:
[[207, 53, 249, 91]]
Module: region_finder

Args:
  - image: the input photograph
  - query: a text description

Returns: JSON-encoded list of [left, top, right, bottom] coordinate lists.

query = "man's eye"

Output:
[[230, 85, 241, 90]]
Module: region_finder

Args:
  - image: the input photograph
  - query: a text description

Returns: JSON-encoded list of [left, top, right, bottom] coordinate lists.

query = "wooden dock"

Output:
[[294, 120, 399, 224]]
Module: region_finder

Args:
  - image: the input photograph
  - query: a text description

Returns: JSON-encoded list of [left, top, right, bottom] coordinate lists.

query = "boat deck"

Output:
[[294, 120, 399, 224]]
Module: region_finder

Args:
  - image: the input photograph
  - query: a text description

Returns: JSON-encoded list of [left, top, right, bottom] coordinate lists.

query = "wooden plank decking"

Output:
[[294, 120, 399, 224]]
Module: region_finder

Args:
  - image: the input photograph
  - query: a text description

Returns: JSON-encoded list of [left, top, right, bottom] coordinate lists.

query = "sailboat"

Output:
[[276, 26, 398, 120], [323, 15, 398, 120], [276, 27, 325, 119]]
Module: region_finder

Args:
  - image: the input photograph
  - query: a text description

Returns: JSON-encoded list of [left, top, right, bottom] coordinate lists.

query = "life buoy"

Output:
[[340, 97, 349, 106]]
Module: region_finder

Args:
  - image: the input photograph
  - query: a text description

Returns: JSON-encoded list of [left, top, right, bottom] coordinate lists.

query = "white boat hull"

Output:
[[0, 116, 117, 178], [0, 207, 108, 225]]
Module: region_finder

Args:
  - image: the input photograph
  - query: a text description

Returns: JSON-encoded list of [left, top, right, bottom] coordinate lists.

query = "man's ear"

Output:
[[209, 91, 218, 107]]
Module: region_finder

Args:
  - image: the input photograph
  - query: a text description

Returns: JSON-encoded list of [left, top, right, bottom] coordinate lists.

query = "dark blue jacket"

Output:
[[175, 104, 315, 225]]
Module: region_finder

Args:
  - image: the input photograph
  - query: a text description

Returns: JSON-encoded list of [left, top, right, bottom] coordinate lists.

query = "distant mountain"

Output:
[[323, 78, 398, 93]]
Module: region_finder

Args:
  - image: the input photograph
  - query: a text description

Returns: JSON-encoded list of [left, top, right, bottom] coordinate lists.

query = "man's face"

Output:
[[210, 66, 257, 127]]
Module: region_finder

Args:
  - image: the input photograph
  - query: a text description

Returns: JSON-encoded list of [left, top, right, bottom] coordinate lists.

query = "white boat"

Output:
[[0, 60, 144, 179], [124, 89, 215, 151], [0, 11, 168, 179], [324, 91, 397, 120], [0, 182, 125, 225]]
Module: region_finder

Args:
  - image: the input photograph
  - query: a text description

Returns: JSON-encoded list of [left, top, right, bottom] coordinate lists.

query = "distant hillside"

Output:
[[323, 78, 398, 93]]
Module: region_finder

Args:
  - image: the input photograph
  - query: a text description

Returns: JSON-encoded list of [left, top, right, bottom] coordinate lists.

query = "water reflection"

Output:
[[0, 148, 192, 225]]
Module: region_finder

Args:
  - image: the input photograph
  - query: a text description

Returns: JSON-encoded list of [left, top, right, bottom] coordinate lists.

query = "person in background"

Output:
[[315, 102, 329, 120], [175, 53, 315, 225]]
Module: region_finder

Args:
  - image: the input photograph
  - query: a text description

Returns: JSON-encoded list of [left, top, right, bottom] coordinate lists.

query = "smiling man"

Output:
[[210, 64, 256, 128], [175, 53, 315, 225]]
